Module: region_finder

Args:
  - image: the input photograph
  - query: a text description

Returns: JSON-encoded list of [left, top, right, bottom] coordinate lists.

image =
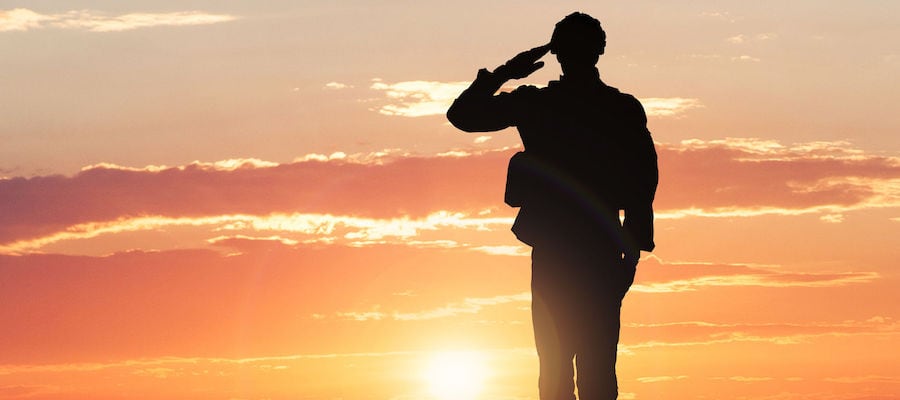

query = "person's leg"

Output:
[[532, 247, 577, 400], [574, 253, 635, 400], [574, 301, 621, 400]]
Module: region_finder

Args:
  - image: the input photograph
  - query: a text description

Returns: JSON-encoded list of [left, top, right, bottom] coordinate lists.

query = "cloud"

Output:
[[621, 318, 899, 352], [0, 211, 515, 255], [727, 34, 746, 44], [81, 158, 278, 173], [721, 376, 775, 382], [369, 79, 701, 118], [819, 213, 845, 223], [699, 11, 739, 23], [732, 55, 761, 62], [637, 375, 688, 383], [330, 292, 531, 321], [0, 149, 514, 247], [0, 8, 53, 31], [824, 376, 900, 384], [655, 138, 900, 218], [207, 234, 299, 247], [727, 33, 778, 44], [0, 350, 421, 375], [632, 256, 880, 293], [1, 139, 898, 253], [0, 8, 237, 32], [0, 384, 58, 398], [324, 82, 351, 90], [469, 245, 529, 256], [640, 97, 704, 117], [369, 79, 471, 117]]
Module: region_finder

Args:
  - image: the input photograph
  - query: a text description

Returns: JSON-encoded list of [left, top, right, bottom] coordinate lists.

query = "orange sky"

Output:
[[1, 2, 899, 399]]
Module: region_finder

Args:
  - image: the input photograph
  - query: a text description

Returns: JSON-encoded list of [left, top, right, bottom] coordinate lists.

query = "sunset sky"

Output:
[[2, 1, 899, 399]]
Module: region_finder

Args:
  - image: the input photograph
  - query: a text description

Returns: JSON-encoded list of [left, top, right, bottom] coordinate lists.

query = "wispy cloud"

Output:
[[324, 82, 351, 90], [0, 8, 237, 32], [633, 271, 880, 292], [719, 376, 775, 382], [369, 79, 701, 118], [632, 257, 880, 293], [330, 292, 531, 321], [621, 324, 899, 352], [823, 375, 900, 384], [732, 55, 761, 62], [727, 33, 778, 44], [0, 351, 422, 375], [699, 11, 739, 23], [369, 79, 471, 117], [469, 245, 529, 256], [0, 8, 53, 31], [637, 375, 688, 383], [640, 97, 703, 117], [0, 211, 514, 255], [81, 158, 278, 173]]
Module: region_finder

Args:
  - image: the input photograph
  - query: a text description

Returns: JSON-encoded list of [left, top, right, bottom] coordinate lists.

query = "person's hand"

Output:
[[623, 251, 640, 268], [494, 44, 551, 80]]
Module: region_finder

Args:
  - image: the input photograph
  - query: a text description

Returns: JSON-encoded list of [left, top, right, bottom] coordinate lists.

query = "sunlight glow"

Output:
[[423, 351, 489, 400]]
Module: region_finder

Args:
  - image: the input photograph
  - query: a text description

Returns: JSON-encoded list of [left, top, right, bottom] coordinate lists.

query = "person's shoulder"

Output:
[[609, 88, 646, 113], [509, 84, 544, 95], [502, 84, 546, 104], [603, 86, 648, 124], [606, 86, 637, 103]]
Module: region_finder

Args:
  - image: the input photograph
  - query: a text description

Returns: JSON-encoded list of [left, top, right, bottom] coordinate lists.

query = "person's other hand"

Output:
[[623, 251, 640, 268], [494, 44, 551, 80]]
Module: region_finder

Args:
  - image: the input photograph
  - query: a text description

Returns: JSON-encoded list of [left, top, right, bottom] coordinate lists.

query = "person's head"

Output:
[[549, 12, 606, 68]]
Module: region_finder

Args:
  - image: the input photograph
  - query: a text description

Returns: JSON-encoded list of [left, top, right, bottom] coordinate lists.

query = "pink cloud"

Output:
[[1, 139, 898, 248], [0, 150, 511, 245]]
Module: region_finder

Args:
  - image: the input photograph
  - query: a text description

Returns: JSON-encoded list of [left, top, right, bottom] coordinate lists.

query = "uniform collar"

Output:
[[551, 67, 605, 89]]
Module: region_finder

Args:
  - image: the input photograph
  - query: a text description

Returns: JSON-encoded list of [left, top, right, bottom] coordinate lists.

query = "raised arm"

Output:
[[446, 44, 550, 132]]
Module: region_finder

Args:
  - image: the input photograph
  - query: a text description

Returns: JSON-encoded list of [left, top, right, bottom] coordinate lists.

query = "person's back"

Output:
[[447, 12, 658, 400], [502, 77, 653, 250]]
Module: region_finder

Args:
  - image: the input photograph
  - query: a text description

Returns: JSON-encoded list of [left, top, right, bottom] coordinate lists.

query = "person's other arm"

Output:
[[447, 44, 549, 132], [623, 97, 659, 261]]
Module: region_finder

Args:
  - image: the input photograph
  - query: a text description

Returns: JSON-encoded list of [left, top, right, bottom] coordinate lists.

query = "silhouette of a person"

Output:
[[447, 12, 658, 400]]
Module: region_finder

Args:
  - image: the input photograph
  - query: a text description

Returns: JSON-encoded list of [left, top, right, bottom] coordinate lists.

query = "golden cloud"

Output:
[[0, 211, 514, 255], [639, 97, 704, 117], [369, 79, 472, 117]]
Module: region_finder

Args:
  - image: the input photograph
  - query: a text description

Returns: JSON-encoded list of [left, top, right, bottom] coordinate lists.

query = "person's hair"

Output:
[[549, 12, 606, 62]]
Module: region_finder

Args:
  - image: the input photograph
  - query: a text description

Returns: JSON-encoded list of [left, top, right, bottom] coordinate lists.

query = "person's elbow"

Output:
[[446, 101, 481, 132]]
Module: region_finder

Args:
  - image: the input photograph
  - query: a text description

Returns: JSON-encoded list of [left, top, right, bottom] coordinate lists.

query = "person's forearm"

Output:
[[446, 68, 511, 132]]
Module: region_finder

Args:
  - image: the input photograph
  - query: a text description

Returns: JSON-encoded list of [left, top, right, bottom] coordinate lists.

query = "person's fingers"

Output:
[[530, 44, 551, 56], [510, 44, 550, 63], [509, 62, 543, 79]]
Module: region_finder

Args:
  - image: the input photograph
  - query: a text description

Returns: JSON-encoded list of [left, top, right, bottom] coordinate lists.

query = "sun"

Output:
[[423, 350, 490, 400]]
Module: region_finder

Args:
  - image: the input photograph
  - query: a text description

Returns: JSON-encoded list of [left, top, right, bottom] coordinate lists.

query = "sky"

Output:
[[1, 1, 899, 399]]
